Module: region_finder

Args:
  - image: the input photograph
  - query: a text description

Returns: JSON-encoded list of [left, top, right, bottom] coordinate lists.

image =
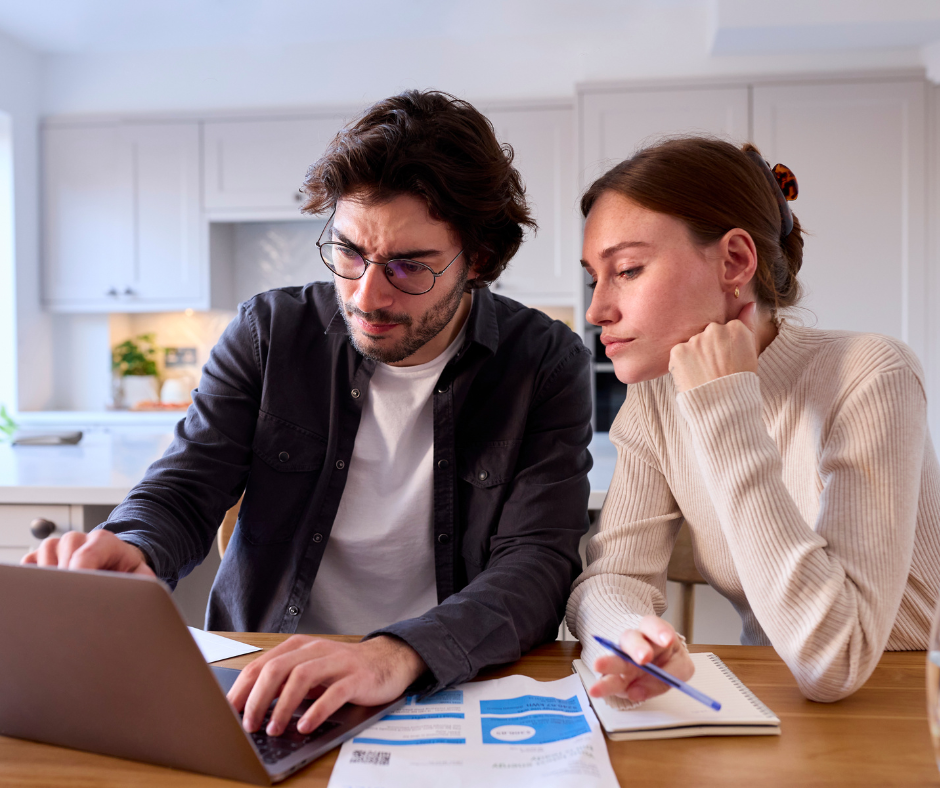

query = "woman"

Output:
[[567, 136, 940, 704]]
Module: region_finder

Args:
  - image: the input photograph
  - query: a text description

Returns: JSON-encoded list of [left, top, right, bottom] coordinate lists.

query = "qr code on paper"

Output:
[[350, 750, 391, 766]]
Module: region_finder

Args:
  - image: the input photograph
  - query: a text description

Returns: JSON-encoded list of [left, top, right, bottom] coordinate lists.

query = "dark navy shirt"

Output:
[[103, 282, 593, 692]]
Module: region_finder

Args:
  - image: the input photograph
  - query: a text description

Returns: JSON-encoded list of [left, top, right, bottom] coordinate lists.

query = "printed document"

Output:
[[328, 673, 619, 788]]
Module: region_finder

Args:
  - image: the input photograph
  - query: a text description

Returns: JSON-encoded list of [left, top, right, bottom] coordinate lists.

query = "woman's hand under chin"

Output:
[[590, 616, 693, 704], [668, 301, 761, 393]]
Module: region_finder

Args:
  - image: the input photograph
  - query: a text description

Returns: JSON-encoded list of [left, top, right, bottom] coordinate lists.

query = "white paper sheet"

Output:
[[328, 673, 619, 788], [187, 627, 262, 663]]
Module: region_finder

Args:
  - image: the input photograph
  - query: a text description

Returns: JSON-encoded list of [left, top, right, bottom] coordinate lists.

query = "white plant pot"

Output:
[[119, 375, 159, 409]]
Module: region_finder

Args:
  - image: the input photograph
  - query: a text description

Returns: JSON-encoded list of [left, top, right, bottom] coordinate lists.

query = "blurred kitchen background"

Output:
[[1, 0, 940, 642]]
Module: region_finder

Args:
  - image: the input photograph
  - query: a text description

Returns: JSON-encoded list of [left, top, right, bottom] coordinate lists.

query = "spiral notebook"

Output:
[[572, 652, 780, 740]]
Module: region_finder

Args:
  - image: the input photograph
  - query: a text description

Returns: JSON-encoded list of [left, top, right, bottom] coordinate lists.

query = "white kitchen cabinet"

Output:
[[579, 86, 751, 189], [42, 121, 204, 312], [0, 505, 74, 565], [202, 115, 351, 215], [752, 79, 927, 359], [483, 105, 577, 305]]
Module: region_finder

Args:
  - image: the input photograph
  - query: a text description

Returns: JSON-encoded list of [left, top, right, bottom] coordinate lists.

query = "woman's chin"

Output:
[[611, 357, 669, 386]]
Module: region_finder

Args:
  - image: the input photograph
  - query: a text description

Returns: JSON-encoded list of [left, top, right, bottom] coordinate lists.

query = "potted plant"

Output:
[[112, 333, 160, 409]]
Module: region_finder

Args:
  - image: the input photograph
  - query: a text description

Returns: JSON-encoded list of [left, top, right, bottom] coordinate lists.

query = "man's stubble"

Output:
[[336, 267, 469, 364]]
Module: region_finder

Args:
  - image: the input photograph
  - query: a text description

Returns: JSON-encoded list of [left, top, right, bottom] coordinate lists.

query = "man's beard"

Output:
[[336, 268, 469, 364]]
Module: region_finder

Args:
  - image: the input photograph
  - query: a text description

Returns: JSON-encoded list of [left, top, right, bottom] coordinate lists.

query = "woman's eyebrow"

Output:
[[598, 240, 650, 259], [331, 227, 441, 260]]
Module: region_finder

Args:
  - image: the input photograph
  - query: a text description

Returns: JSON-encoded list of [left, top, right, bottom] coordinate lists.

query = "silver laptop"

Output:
[[0, 563, 405, 785]]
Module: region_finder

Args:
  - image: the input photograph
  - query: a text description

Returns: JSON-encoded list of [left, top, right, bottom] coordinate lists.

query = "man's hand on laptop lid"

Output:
[[21, 529, 155, 576], [228, 634, 425, 737]]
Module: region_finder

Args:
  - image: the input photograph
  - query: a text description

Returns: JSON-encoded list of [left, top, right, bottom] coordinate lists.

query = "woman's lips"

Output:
[[602, 337, 634, 357]]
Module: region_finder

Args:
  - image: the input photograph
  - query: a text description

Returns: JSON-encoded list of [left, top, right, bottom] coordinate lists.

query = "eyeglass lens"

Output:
[[320, 243, 434, 295]]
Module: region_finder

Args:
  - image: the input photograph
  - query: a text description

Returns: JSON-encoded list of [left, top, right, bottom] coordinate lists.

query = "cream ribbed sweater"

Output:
[[567, 323, 940, 702]]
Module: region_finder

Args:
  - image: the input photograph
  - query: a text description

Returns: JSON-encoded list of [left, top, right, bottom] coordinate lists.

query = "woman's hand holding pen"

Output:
[[590, 616, 693, 704], [668, 301, 761, 393]]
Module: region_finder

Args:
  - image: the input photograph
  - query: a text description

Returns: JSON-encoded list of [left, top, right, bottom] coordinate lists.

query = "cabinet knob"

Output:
[[293, 192, 304, 202], [106, 287, 118, 297], [29, 518, 57, 540], [123, 287, 136, 296]]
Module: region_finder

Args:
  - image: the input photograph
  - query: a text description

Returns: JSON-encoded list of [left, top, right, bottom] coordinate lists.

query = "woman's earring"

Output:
[[734, 287, 740, 299]]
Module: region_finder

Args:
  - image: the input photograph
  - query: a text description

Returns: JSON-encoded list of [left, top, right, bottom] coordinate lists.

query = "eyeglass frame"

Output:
[[316, 210, 465, 296]]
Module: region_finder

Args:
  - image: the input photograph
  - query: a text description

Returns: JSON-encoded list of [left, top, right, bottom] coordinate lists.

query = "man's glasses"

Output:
[[317, 212, 463, 296]]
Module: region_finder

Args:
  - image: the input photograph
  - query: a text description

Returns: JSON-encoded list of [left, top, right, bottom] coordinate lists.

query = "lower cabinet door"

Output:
[[0, 505, 73, 565]]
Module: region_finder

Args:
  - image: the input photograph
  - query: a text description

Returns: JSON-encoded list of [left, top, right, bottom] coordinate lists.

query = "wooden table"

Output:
[[1, 634, 936, 787]]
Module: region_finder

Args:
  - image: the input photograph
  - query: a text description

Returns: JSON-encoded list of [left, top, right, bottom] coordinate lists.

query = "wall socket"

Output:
[[164, 347, 197, 367]]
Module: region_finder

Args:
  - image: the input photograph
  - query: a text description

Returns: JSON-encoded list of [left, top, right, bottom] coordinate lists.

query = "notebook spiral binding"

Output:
[[706, 654, 777, 720]]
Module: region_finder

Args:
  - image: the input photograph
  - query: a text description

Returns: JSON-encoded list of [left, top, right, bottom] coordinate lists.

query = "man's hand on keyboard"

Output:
[[227, 635, 427, 737]]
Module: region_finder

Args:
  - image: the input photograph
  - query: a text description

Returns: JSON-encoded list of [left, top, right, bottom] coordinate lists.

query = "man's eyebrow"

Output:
[[331, 227, 442, 260]]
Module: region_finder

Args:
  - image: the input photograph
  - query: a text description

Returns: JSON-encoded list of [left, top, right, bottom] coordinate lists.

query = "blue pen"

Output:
[[592, 635, 722, 711]]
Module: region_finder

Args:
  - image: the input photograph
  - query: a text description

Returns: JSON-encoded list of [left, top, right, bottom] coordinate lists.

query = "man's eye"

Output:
[[336, 246, 360, 260], [588, 279, 598, 290], [391, 261, 425, 276]]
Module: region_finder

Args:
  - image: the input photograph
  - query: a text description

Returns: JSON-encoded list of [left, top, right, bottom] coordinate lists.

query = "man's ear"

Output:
[[466, 252, 481, 281], [720, 228, 758, 296]]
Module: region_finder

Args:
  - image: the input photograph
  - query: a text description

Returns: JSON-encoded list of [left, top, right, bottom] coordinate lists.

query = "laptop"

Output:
[[0, 563, 405, 785]]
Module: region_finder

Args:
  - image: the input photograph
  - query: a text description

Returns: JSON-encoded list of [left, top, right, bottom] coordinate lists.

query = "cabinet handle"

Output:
[[293, 192, 303, 202], [29, 518, 57, 540], [105, 287, 118, 297], [123, 287, 136, 296]]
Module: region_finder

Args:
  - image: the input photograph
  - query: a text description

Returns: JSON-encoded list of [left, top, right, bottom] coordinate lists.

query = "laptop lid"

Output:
[[0, 564, 402, 785]]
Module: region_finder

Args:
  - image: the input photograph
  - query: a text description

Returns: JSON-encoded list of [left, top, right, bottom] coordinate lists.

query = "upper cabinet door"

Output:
[[580, 87, 750, 188], [125, 123, 203, 306], [202, 116, 350, 213], [484, 106, 576, 304], [753, 80, 926, 356], [43, 121, 205, 312], [43, 124, 133, 309]]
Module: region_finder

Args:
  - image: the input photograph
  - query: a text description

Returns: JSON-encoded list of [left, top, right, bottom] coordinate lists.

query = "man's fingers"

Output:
[[228, 636, 319, 711], [57, 531, 90, 568], [297, 679, 356, 735]]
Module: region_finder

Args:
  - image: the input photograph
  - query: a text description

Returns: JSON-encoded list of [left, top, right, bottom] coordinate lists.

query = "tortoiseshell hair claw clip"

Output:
[[745, 151, 798, 239]]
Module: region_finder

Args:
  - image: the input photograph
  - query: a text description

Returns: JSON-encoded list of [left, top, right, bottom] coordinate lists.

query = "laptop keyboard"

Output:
[[246, 706, 343, 765]]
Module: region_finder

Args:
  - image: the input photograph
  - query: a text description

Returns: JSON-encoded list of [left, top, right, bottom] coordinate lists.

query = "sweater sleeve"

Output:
[[677, 368, 927, 702], [566, 385, 685, 674]]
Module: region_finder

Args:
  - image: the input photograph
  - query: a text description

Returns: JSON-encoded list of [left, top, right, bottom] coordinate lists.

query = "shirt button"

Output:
[[435, 385, 448, 394], [336, 460, 346, 470], [351, 388, 361, 399], [288, 606, 299, 616], [437, 459, 449, 469], [437, 533, 450, 545], [278, 451, 290, 463], [478, 470, 488, 481], [312, 533, 323, 543]]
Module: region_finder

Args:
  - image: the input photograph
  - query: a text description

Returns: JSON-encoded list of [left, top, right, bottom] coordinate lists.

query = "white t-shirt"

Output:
[[298, 322, 467, 635]]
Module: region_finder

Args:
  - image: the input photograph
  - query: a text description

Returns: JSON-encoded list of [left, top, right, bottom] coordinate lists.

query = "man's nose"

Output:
[[353, 262, 396, 313], [585, 279, 618, 327]]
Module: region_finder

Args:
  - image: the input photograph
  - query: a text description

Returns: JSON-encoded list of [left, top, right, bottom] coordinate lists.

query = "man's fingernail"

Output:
[[297, 721, 310, 734], [266, 723, 278, 736]]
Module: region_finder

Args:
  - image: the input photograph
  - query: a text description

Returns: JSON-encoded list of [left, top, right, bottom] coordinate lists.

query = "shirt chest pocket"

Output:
[[457, 440, 521, 572], [239, 412, 328, 545]]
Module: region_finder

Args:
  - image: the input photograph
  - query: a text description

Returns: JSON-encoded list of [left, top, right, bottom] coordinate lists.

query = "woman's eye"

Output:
[[588, 279, 598, 290], [619, 267, 642, 280]]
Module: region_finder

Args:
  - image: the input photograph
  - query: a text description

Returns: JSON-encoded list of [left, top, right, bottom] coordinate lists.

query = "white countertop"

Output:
[[0, 427, 617, 509]]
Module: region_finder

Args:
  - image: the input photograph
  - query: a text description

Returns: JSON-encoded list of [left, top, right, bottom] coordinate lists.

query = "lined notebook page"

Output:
[[573, 652, 779, 731]]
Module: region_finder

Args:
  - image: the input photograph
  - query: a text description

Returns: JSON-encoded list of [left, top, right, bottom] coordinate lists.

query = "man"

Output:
[[25, 90, 592, 739]]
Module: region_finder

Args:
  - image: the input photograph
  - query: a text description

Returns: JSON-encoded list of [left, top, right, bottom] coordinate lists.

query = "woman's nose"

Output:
[[585, 279, 618, 327]]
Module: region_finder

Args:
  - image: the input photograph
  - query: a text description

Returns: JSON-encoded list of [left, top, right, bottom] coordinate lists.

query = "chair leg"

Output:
[[680, 582, 695, 644]]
